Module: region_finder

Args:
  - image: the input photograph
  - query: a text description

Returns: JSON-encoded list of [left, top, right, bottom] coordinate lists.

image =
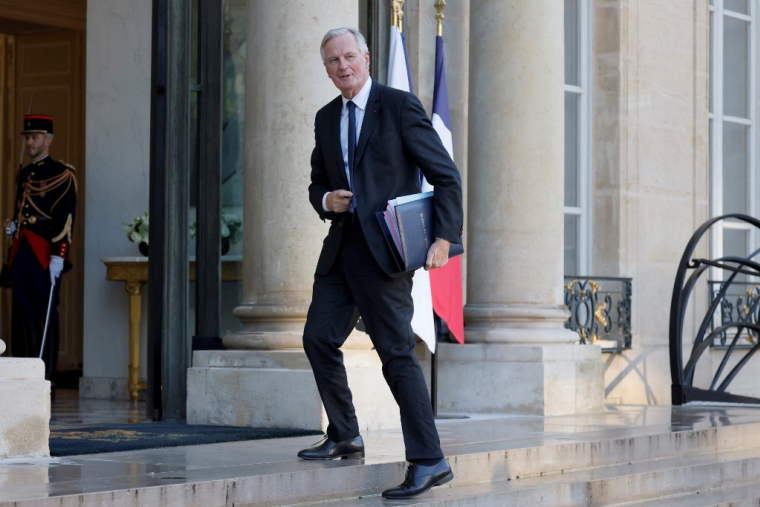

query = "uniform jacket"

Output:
[[308, 80, 463, 277], [8, 156, 77, 270]]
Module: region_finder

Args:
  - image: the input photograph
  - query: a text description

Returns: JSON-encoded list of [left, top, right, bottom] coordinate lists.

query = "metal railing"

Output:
[[564, 276, 632, 353], [670, 214, 760, 405], [708, 281, 760, 349]]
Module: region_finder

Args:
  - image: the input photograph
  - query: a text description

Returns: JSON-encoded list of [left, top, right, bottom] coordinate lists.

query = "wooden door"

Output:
[[0, 28, 85, 375], [0, 34, 15, 356]]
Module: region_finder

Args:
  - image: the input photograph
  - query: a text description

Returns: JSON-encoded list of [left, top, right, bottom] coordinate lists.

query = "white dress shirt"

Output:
[[322, 77, 373, 212]]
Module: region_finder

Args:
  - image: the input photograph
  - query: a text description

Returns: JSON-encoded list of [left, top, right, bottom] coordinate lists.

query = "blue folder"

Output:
[[375, 192, 464, 272]]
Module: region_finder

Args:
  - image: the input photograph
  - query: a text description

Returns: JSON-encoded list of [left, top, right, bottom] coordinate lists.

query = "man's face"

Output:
[[24, 133, 51, 160], [323, 33, 370, 99]]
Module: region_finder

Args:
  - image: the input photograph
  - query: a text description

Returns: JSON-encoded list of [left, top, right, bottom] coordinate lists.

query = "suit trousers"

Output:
[[303, 217, 443, 462], [11, 238, 61, 380]]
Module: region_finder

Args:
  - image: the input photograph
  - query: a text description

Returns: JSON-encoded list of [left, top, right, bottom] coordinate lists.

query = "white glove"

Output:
[[49, 256, 64, 285], [5, 220, 16, 237]]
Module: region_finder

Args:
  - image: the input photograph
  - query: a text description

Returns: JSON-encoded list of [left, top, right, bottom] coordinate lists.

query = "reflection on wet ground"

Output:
[[1, 395, 759, 505]]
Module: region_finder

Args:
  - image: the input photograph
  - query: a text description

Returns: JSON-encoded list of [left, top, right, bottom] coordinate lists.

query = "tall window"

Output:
[[710, 0, 757, 268], [564, 0, 591, 276]]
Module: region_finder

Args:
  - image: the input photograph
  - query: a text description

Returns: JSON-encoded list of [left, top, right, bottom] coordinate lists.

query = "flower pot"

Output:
[[222, 237, 230, 256], [138, 242, 149, 257]]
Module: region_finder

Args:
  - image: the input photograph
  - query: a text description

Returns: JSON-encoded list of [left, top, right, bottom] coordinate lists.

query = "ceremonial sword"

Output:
[[39, 278, 55, 359]]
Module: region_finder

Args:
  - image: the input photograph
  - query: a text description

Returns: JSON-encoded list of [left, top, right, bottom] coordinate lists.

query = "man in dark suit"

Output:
[[297, 28, 463, 500]]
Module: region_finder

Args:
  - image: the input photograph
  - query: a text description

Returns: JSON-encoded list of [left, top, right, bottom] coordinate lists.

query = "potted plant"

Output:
[[190, 213, 243, 255], [124, 211, 150, 256]]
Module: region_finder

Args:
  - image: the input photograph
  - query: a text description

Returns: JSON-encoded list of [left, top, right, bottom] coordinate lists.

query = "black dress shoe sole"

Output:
[[297, 450, 365, 460], [382, 470, 454, 499]]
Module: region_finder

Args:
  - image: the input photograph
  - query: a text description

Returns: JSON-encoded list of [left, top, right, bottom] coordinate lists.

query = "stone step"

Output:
[[313, 446, 760, 507], [6, 421, 760, 507], [620, 482, 760, 507]]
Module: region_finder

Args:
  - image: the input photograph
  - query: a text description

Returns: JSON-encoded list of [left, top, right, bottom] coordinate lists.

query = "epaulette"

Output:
[[62, 162, 76, 171]]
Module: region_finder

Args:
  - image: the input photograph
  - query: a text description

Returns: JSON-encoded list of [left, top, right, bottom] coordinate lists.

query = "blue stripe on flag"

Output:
[[432, 36, 451, 130]]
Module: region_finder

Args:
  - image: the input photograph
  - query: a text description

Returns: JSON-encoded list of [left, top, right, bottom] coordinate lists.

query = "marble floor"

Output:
[[3, 393, 760, 505], [50, 388, 148, 429]]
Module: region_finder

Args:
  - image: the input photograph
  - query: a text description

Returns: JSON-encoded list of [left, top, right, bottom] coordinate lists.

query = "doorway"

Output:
[[0, 3, 86, 385]]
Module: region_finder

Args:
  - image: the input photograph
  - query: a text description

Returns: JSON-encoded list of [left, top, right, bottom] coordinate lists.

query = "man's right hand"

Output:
[[326, 189, 354, 213]]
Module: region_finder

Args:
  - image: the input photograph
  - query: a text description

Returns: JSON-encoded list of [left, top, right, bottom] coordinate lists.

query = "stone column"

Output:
[[224, 0, 359, 351], [188, 2, 400, 432], [438, 0, 603, 416]]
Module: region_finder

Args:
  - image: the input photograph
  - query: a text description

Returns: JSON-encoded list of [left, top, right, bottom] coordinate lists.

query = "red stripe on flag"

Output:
[[430, 256, 464, 345]]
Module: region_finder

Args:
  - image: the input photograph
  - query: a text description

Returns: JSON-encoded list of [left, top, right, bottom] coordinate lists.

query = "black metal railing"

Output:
[[708, 281, 760, 349], [670, 213, 760, 405], [564, 276, 632, 353]]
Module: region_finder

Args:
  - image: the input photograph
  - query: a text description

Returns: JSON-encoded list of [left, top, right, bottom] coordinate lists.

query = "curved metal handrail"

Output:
[[670, 213, 760, 405]]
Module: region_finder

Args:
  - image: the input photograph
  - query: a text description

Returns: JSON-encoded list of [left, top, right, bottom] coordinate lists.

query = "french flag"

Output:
[[429, 34, 464, 346], [387, 24, 437, 353]]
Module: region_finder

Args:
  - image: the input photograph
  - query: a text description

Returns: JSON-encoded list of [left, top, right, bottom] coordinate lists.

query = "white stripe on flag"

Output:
[[388, 24, 436, 354], [431, 114, 453, 159]]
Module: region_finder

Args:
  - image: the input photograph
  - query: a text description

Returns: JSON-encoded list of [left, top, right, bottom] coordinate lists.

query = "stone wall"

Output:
[[593, 0, 711, 404], [82, 0, 152, 396]]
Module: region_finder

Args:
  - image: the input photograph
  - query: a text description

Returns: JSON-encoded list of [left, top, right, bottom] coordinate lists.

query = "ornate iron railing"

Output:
[[564, 276, 632, 353], [670, 214, 760, 405], [707, 281, 760, 349]]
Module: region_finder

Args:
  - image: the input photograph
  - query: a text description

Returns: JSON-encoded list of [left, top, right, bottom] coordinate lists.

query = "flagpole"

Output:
[[391, 0, 404, 32], [435, 0, 445, 36], [430, 0, 446, 419], [432, 333, 440, 415]]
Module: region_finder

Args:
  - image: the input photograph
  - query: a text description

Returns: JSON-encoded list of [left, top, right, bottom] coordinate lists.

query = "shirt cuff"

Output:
[[322, 192, 330, 212]]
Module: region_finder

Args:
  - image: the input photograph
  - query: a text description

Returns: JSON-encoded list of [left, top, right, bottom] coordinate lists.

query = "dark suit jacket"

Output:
[[309, 80, 463, 277]]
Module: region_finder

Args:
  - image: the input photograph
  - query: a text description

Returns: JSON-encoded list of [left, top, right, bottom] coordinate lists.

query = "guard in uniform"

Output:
[[5, 115, 77, 388]]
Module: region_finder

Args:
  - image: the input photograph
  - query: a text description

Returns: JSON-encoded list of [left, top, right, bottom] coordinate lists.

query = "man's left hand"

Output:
[[49, 256, 64, 285], [425, 238, 451, 271]]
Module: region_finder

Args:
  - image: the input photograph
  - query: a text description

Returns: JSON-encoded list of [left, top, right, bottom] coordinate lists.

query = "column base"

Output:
[[223, 329, 373, 350], [226, 302, 373, 350], [0, 358, 50, 458], [464, 303, 579, 344], [187, 349, 400, 432], [437, 343, 603, 416]]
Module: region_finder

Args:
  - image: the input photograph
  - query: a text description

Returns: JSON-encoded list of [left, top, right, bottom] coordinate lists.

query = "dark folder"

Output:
[[375, 192, 464, 272]]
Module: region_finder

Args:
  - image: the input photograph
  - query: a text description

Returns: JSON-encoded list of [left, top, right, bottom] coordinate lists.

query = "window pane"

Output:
[[724, 229, 749, 282], [564, 214, 580, 276], [564, 0, 579, 86], [722, 122, 749, 215], [709, 118, 713, 175], [221, 0, 247, 335], [724, 0, 749, 15], [723, 16, 749, 118], [709, 11, 714, 113], [724, 229, 749, 259], [565, 92, 580, 207]]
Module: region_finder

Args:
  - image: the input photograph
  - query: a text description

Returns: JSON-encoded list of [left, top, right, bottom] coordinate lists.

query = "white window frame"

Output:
[[709, 0, 758, 269], [564, 0, 592, 276]]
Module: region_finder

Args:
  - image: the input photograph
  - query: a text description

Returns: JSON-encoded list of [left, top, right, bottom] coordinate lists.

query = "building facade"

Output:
[[1, 0, 759, 423]]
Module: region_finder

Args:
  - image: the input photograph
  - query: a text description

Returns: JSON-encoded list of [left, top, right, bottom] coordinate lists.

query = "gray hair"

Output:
[[320, 28, 369, 61], [44, 133, 54, 140]]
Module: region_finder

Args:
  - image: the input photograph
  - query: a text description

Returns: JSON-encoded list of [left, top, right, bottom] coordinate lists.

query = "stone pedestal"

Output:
[[187, 350, 400, 432], [0, 358, 50, 459], [437, 343, 603, 416]]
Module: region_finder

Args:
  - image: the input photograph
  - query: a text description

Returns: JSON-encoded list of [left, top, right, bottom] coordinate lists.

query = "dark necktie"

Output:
[[347, 100, 357, 212]]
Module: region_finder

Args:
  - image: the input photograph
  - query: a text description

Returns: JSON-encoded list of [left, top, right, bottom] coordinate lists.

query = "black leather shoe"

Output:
[[382, 458, 453, 499], [297, 435, 365, 460]]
